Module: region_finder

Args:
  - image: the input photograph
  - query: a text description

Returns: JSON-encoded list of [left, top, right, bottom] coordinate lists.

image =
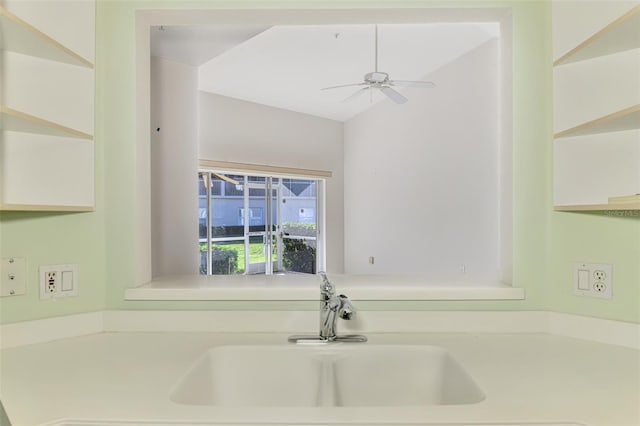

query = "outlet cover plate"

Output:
[[39, 264, 79, 300], [573, 262, 612, 299], [1, 257, 26, 297]]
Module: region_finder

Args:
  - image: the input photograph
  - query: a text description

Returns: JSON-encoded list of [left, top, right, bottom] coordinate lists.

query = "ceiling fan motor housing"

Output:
[[365, 71, 389, 84]]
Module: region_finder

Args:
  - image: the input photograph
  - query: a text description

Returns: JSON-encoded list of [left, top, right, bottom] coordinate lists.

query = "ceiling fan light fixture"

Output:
[[321, 24, 435, 104], [365, 71, 389, 84]]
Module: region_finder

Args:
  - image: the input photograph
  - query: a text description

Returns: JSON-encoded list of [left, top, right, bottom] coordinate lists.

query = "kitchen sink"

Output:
[[170, 344, 485, 407]]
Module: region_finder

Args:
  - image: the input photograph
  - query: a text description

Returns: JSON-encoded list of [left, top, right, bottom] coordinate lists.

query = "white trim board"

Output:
[[0, 311, 103, 349], [0, 310, 638, 350], [125, 275, 525, 301]]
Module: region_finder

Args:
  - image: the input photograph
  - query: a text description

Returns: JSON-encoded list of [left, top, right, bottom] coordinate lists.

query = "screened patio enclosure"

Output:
[[198, 172, 319, 275]]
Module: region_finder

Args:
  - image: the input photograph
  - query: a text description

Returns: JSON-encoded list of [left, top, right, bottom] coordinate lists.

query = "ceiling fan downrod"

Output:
[[374, 24, 378, 73]]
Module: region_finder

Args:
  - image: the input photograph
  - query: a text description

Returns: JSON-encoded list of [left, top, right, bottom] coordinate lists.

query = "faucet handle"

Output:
[[319, 272, 330, 286], [318, 271, 335, 297], [337, 294, 355, 320]]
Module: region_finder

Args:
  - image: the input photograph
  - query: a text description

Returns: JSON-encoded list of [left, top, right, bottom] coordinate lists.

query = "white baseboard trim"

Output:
[[1, 310, 638, 350]]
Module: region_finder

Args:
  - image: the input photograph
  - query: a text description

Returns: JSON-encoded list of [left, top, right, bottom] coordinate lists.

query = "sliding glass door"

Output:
[[198, 172, 245, 275], [244, 176, 278, 274], [279, 178, 318, 274], [199, 171, 319, 276]]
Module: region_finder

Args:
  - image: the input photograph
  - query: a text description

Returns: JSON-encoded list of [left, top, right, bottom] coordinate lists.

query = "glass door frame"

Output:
[[244, 176, 279, 275]]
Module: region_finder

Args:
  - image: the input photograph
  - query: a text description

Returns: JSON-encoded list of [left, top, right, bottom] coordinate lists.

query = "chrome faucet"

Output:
[[289, 272, 367, 344], [319, 272, 354, 340]]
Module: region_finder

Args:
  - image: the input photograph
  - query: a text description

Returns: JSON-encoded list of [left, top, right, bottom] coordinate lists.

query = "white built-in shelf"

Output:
[[0, 105, 93, 140], [552, 5, 640, 214], [554, 104, 640, 138], [0, 204, 94, 212], [0, 4, 95, 213], [554, 203, 640, 212], [0, 5, 93, 68], [554, 4, 640, 66]]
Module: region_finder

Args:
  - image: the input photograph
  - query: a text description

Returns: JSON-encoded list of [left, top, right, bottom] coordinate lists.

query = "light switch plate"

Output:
[[1, 257, 26, 297], [573, 262, 612, 299]]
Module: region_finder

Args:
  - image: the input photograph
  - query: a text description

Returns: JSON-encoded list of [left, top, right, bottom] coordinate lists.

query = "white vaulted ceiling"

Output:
[[151, 25, 271, 67], [151, 23, 499, 122]]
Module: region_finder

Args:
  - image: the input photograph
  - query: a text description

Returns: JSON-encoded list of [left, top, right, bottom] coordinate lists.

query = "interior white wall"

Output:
[[150, 56, 199, 277], [198, 93, 345, 273], [344, 38, 502, 281]]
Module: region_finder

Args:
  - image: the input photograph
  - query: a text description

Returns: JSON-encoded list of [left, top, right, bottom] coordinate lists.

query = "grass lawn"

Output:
[[212, 242, 267, 272]]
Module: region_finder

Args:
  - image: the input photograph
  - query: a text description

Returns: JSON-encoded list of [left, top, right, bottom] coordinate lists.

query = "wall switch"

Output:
[[40, 264, 79, 300], [577, 269, 590, 290], [573, 262, 612, 299], [1, 258, 26, 297], [61, 271, 74, 291]]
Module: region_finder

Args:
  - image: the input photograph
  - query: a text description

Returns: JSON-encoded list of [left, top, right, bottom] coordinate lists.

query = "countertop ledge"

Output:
[[2, 311, 639, 350], [125, 274, 525, 301]]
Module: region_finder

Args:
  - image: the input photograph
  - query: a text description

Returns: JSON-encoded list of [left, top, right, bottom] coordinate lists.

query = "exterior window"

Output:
[[199, 171, 320, 275]]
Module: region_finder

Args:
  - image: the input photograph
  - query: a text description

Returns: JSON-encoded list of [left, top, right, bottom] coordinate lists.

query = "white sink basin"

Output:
[[170, 345, 484, 407]]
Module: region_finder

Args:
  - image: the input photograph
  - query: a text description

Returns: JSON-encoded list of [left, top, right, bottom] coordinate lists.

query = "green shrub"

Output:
[[283, 238, 316, 274], [200, 244, 239, 275]]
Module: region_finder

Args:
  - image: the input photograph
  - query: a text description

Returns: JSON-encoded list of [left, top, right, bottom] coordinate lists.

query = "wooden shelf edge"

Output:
[[0, 6, 93, 68], [0, 203, 95, 212], [554, 104, 640, 139], [1, 105, 94, 140], [554, 203, 640, 212], [553, 4, 640, 66]]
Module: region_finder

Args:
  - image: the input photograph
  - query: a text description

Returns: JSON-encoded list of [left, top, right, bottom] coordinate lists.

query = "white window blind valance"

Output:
[[198, 159, 332, 179]]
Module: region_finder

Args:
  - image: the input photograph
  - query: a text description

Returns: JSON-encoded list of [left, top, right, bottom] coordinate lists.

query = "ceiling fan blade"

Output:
[[380, 86, 408, 104], [390, 80, 436, 88], [321, 82, 367, 91], [342, 86, 371, 103]]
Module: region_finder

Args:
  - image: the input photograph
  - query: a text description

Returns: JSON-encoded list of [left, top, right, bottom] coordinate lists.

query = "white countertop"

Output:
[[1, 331, 638, 426]]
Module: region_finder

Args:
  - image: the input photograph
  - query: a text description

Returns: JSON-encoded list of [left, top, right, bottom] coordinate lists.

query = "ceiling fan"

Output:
[[321, 25, 435, 104]]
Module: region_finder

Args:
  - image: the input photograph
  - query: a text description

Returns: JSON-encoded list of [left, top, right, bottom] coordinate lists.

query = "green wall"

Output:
[[1, 0, 637, 324], [0, 136, 106, 322], [0, 211, 106, 322], [548, 212, 640, 322]]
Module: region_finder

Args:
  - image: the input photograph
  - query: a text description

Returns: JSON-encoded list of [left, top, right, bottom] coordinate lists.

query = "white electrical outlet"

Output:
[[46, 271, 58, 293], [573, 262, 612, 299], [39, 264, 79, 300], [594, 270, 606, 281]]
